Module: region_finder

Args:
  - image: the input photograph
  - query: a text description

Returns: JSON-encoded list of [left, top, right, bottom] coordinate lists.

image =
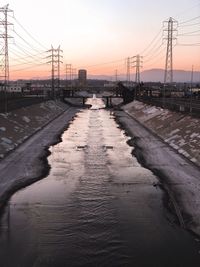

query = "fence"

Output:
[[0, 92, 49, 113], [138, 96, 200, 116]]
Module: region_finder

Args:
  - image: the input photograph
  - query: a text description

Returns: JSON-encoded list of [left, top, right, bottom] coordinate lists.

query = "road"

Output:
[[0, 96, 200, 267]]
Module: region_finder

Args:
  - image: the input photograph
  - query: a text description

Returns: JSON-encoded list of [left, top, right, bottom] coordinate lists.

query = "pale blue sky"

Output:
[[0, 0, 199, 78]]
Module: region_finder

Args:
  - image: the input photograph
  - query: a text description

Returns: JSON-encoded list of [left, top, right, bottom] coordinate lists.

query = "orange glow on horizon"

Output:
[[8, 45, 200, 80], [0, 0, 198, 82]]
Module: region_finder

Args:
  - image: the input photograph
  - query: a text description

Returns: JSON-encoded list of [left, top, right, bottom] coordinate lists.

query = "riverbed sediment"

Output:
[[1, 97, 200, 239], [1, 97, 200, 267], [0, 106, 78, 207], [0, 100, 71, 159], [114, 109, 200, 236]]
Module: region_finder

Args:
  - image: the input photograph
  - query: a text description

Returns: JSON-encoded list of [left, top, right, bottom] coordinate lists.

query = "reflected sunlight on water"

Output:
[[0, 97, 200, 267]]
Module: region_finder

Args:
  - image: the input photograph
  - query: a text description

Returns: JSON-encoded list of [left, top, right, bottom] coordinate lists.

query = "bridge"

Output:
[[62, 82, 135, 107]]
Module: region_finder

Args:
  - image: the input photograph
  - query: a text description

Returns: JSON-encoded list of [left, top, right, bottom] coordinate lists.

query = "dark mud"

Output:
[[1, 100, 200, 266], [0, 109, 78, 210], [114, 110, 195, 232]]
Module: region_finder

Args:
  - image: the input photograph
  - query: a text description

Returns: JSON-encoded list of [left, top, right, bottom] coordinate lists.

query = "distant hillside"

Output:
[[14, 69, 200, 83], [87, 74, 113, 81], [88, 69, 200, 83], [140, 69, 200, 83]]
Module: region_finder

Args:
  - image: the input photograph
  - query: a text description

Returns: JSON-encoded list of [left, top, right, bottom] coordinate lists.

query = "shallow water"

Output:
[[0, 97, 200, 267]]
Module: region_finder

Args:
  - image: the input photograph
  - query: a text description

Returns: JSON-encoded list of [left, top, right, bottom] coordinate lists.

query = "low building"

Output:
[[7, 85, 22, 93]]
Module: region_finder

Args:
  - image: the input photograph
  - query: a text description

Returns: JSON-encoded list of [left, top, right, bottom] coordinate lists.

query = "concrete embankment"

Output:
[[0, 100, 78, 207], [123, 101, 200, 167], [0, 100, 71, 159], [114, 101, 200, 236]]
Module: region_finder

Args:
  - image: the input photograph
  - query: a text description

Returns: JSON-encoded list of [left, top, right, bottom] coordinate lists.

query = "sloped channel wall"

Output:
[[0, 100, 70, 159], [123, 101, 200, 167]]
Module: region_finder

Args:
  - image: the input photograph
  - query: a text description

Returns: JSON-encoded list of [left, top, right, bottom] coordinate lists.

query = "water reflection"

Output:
[[0, 96, 200, 267]]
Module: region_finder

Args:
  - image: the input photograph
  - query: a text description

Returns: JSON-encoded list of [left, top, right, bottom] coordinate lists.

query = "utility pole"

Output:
[[46, 45, 63, 99], [126, 57, 131, 88], [190, 65, 194, 90], [190, 65, 194, 112], [51, 45, 55, 99], [57, 45, 63, 95], [115, 69, 118, 82], [163, 17, 178, 85], [71, 68, 76, 86], [0, 4, 13, 113], [66, 63, 72, 88]]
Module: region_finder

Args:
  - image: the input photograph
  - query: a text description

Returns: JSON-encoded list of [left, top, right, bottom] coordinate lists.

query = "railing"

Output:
[[138, 96, 200, 115], [0, 94, 50, 113]]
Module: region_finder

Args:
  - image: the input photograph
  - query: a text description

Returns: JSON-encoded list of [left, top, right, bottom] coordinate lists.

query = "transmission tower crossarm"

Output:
[[0, 4, 13, 113], [163, 17, 178, 84], [46, 45, 63, 99], [131, 55, 143, 84]]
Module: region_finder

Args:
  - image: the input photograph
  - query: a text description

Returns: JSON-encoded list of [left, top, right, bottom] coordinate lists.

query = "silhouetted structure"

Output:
[[78, 69, 87, 86], [117, 82, 134, 104]]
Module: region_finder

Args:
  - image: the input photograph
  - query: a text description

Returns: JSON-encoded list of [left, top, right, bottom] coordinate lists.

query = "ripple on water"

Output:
[[0, 97, 200, 267]]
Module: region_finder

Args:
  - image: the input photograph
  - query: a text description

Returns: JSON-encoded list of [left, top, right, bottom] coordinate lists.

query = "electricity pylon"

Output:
[[0, 4, 13, 113], [163, 17, 178, 84], [132, 54, 143, 84], [66, 63, 72, 88], [115, 69, 118, 82], [57, 45, 62, 93], [131, 55, 143, 98], [47, 45, 63, 99], [71, 68, 77, 84]]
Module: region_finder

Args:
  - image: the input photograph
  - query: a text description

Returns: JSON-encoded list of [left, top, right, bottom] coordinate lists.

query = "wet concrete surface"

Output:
[[0, 96, 200, 267], [115, 109, 200, 236]]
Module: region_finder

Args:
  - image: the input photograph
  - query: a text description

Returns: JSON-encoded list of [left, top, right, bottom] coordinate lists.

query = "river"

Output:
[[0, 96, 200, 267]]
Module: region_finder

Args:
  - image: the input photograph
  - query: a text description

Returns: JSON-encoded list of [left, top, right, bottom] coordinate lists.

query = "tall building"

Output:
[[78, 69, 87, 86]]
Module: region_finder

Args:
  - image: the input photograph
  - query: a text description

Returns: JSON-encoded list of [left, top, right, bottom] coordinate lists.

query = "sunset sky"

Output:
[[0, 0, 199, 80]]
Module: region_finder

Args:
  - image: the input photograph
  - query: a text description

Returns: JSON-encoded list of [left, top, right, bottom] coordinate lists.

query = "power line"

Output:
[[9, 47, 42, 64], [12, 42, 44, 63], [144, 55, 166, 69], [179, 16, 200, 25], [12, 29, 44, 54], [84, 62, 125, 74], [10, 57, 45, 67], [144, 43, 176, 69], [173, 1, 200, 20], [144, 46, 166, 64], [12, 42, 44, 60], [10, 62, 46, 72], [78, 58, 124, 69], [177, 43, 200, 46], [11, 14, 48, 50], [10, 49, 45, 62], [139, 27, 163, 56], [178, 22, 200, 28], [143, 43, 164, 61], [178, 29, 200, 36]]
